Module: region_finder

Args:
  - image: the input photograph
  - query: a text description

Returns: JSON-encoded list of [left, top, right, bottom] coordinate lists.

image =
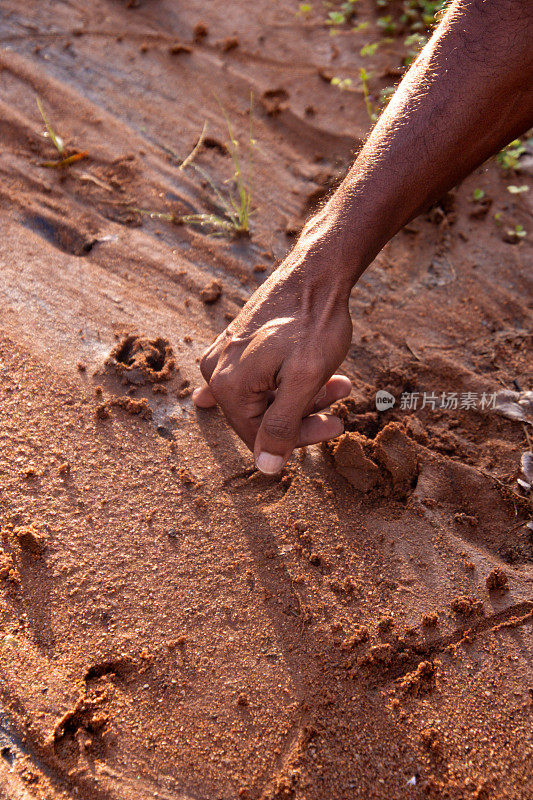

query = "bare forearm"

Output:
[[300, 0, 533, 282], [195, 0, 533, 470]]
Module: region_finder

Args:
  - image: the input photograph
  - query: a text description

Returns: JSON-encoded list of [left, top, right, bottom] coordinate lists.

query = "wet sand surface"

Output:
[[0, 2, 532, 798]]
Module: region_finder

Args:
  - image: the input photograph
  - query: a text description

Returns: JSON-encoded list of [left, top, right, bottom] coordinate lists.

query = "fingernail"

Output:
[[256, 452, 285, 475]]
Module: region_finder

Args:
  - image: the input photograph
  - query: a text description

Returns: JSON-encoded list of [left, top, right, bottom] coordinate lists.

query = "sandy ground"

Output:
[[0, 1, 532, 798]]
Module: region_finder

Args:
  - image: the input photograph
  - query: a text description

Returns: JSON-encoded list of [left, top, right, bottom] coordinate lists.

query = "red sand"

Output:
[[0, 2, 531, 799]]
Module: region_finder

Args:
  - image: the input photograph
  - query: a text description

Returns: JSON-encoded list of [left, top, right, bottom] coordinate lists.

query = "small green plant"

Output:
[[400, 1, 445, 31], [493, 214, 527, 243], [217, 99, 254, 234], [134, 99, 254, 236], [326, 1, 358, 26], [328, 11, 347, 25], [37, 97, 64, 155], [360, 67, 377, 122], [297, 2, 312, 15], [313, 0, 444, 75], [403, 32, 428, 64], [398, 2, 444, 63], [360, 41, 380, 57], [378, 85, 395, 108], [36, 97, 88, 168], [473, 188, 485, 202], [403, 31, 428, 47], [496, 140, 526, 170], [377, 15, 396, 35], [331, 76, 353, 91], [507, 223, 526, 238]]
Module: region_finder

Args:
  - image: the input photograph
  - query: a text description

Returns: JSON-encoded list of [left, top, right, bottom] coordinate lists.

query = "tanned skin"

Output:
[[193, 0, 533, 475]]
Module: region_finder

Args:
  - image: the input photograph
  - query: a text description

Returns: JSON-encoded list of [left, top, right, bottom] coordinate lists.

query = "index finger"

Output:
[[207, 368, 269, 450], [193, 374, 351, 412]]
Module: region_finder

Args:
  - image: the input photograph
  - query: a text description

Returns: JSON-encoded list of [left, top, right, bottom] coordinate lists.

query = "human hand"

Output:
[[193, 239, 353, 474], [196, 0, 533, 479]]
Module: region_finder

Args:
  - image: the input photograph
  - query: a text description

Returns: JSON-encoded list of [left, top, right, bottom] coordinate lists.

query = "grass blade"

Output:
[[36, 97, 65, 155]]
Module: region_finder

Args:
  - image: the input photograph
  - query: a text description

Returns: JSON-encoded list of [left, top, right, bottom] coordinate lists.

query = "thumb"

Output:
[[254, 376, 315, 474]]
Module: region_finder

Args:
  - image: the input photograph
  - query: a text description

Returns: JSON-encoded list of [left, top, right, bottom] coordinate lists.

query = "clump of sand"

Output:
[[105, 334, 175, 385], [486, 567, 509, 592], [330, 421, 418, 499], [13, 524, 47, 554]]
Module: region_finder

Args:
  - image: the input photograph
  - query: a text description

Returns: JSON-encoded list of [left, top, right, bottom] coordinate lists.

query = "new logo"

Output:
[[375, 390, 395, 411]]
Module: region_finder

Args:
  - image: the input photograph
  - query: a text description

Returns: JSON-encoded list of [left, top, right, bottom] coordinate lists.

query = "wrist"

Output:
[[288, 202, 366, 294]]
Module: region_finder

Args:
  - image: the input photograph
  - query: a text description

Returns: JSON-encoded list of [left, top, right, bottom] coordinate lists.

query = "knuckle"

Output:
[[240, 370, 270, 398], [290, 363, 321, 389], [209, 370, 231, 398], [263, 415, 299, 442]]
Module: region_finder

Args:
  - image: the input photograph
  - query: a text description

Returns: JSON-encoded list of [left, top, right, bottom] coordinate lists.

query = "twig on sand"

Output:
[[179, 121, 207, 171], [405, 339, 422, 361], [41, 151, 89, 168], [290, 579, 307, 637], [475, 467, 530, 509], [79, 172, 114, 192], [501, 518, 531, 537]]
